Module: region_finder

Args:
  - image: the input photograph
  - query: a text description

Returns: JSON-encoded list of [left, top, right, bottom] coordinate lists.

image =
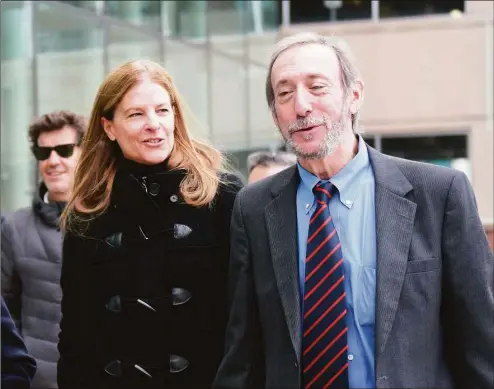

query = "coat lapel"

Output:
[[264, 166, 302, 362], [367, 148, 417, 356]]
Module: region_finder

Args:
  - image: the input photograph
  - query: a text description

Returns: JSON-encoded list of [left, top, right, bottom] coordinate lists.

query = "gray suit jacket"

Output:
[[213, 147, 494, 389]]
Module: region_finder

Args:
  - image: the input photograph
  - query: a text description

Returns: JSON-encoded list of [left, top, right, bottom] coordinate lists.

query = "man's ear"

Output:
[[101, 117, 116, 141], [271, 107, 280, 128], [350, 80, 364, 115]]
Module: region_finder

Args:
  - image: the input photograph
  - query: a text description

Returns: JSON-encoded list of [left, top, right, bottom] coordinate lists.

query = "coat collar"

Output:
[[32, 183, 66, 229], [83, 159, 187, 240]]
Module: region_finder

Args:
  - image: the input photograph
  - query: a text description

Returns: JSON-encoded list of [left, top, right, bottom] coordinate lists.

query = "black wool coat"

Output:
[[57, 159, 243, 389]]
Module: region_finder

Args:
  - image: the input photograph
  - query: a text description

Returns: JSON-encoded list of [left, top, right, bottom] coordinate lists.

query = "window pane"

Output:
[[163, 1, 207, 39], [363, 136, 375, 148], [206, 1, 279, 36], [210, 51, 248, 149], [36, 2, 103, 53], [1, 1, 35, 213], [290, 1, 371, 24], [107, 24, 161, 71], [58, 1, 100, 13], [105, 1, 161, 31], [381, 134, 469, 176], [248, 33, 281, 149], [379, 0, 464, 18], [35, 1, 104, 116], [207, 1, 252, 36], [261, 1, 280, 32], [163, 39, 210, 141]]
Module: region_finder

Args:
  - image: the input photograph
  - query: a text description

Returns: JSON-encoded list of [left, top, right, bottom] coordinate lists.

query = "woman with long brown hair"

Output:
[[57, 60, 243, 389]]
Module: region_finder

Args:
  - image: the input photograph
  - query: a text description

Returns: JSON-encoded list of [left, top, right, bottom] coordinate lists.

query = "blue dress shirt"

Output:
[[296, 135, 377, 388]]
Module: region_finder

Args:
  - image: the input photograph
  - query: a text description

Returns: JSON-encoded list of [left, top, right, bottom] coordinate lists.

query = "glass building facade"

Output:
[[1, 0, 281, 213], [1, 1, 490, 226]]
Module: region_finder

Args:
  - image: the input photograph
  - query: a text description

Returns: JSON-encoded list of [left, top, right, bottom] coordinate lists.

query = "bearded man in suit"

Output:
[[213, 32, 494, 389]]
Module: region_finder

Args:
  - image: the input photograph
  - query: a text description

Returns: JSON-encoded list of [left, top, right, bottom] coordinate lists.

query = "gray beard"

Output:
[[284, 115, 346, 160]]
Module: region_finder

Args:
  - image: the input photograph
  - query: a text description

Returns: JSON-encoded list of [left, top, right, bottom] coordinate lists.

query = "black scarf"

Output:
[[32, 183, 66, 228]]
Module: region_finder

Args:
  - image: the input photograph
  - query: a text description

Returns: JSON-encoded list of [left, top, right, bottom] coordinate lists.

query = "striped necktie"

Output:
[[302, 181, 349, 389]]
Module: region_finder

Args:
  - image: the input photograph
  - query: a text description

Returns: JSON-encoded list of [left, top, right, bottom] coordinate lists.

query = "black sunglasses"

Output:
[[32, 143, 77, 161]]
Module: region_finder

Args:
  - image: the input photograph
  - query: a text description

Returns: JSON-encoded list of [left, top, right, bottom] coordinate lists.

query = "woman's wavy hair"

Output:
[[60, 60, 226, 234]]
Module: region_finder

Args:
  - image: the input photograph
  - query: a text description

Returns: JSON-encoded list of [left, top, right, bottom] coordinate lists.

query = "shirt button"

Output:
[[348, 354, 354, 361], [345, 200, 353, 206], [170, 194, 178, 203], [305, 203, 310, 209]]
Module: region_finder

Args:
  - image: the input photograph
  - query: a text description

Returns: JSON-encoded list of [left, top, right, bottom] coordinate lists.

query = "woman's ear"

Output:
[[101, 117, 116, 141]]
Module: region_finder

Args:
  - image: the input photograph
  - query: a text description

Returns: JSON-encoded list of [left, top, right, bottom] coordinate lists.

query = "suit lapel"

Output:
[[264, 166, 302, 362], [367, 148, 417, 356]]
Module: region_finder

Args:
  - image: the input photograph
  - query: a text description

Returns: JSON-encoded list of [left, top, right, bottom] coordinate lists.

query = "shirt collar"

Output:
[[297, 135, 371, 209]]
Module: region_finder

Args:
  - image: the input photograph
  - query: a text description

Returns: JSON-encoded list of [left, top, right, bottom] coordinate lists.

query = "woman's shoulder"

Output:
[[214, 171, 244, 211], [62, 208, 115, 245], [218, 171, 244, 196]]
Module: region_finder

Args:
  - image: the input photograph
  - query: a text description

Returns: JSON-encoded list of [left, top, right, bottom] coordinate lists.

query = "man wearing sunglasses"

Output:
[[1, 110, 87, 389]]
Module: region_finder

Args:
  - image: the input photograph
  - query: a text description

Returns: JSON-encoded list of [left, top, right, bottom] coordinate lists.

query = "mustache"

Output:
[[287, 116, 326, 135]]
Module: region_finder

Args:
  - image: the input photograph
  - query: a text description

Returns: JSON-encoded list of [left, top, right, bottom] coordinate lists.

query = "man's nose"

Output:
[[46, 150, 61, 165], [294, 87, 312, 118]]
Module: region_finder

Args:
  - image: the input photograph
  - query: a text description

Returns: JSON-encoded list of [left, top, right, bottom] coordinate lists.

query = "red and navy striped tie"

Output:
[[302, 181, 349, 389]]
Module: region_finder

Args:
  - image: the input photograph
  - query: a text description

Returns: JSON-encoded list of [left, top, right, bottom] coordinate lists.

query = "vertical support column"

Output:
[[244, 2, 252, 148], [100, 0, 110, 75], [374, 135, 382, 152], [281, 0, 290, 27], [30, 1, 40, 186], [205, 1, 214, 143], [371, 0, 380, 22], [159, 1, 167, 65], [164, 1, 179, 37], [485, 19, 493, 134], [251, 0, 264, 35]]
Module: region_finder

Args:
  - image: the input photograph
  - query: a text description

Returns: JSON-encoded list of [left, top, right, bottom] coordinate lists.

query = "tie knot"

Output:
[[313, 181, 336, 204]]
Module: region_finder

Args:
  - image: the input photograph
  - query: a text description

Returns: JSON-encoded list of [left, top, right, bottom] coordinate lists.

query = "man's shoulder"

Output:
[[377, 151, 460, 190], [1, 207, 36, 260], [2, 207, 35, 232]]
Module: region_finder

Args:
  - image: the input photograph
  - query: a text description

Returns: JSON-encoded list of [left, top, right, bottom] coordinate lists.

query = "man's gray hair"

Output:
[[247, 151, 297, 173], [265, 32, 362, 132]]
